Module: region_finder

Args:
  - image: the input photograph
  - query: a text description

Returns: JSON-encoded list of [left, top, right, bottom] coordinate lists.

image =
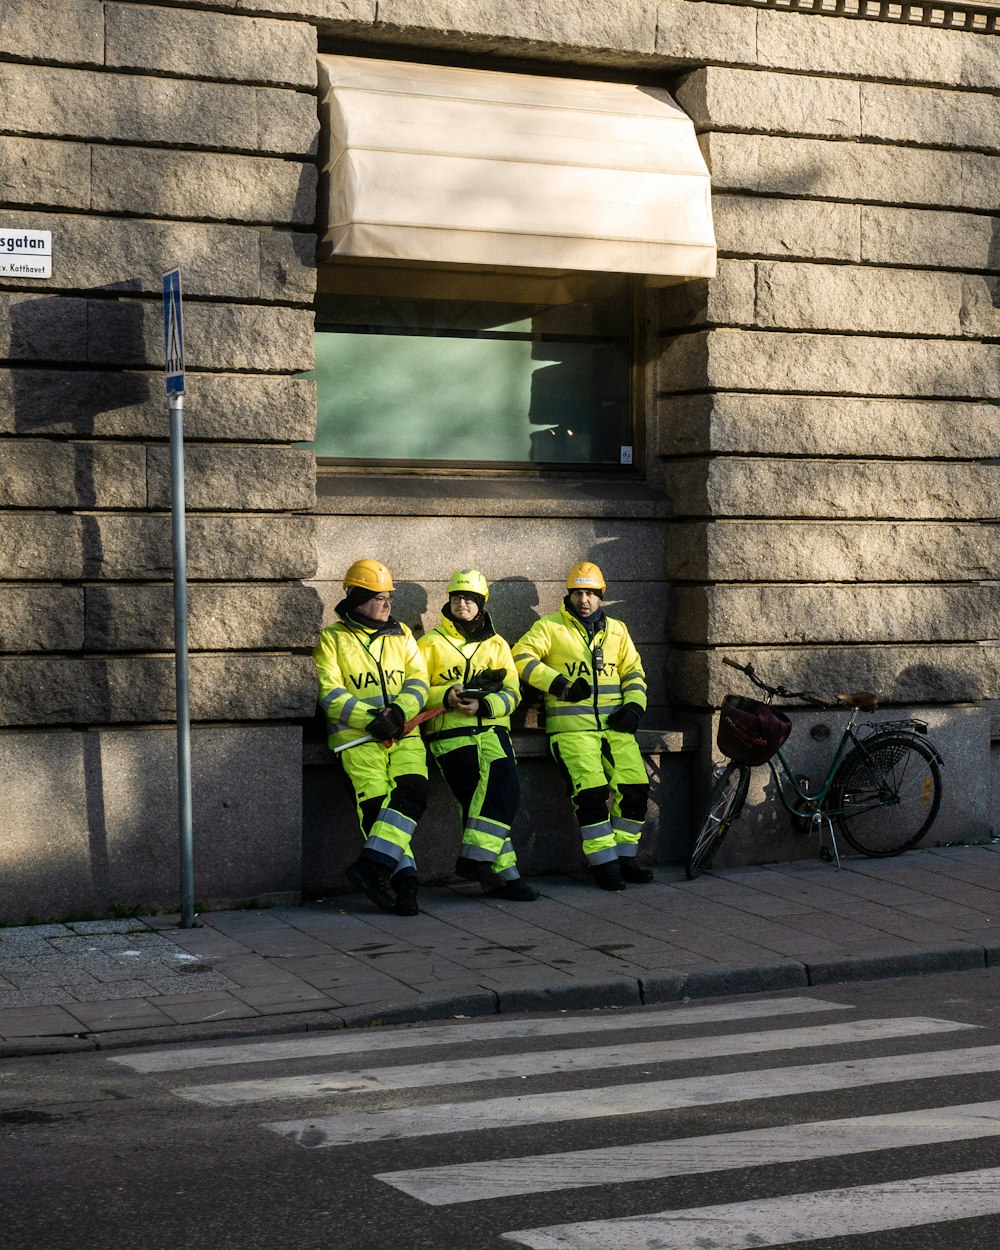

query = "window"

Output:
[[308, 265, 635, 469]]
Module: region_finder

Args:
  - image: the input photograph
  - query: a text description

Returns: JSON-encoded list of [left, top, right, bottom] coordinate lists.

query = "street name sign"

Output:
[[0, 229, 52, 278]]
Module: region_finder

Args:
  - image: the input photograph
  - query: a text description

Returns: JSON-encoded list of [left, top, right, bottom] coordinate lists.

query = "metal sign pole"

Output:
[[169, 392, 195, 928], [163, 269, 195, 928]]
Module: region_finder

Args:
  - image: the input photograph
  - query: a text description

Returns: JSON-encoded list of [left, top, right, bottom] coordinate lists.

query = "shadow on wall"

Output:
[[487, 576, 541, 641], [11, 286, 151, 584], [991, 218, 1000, 300], [392, 580, 429, 633], [9, 291, 152, 922], [1, 727, 304, 925], [11, 286, 151, 435], [891, 663, 984, 704]]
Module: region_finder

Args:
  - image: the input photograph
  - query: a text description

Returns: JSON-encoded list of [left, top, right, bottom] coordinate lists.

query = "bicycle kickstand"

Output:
[[811, 811, 842, 870], [822, 815, 842, 871]]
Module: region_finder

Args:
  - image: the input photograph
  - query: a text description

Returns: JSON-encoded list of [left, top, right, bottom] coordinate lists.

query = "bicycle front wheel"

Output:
[[830, 734, 942, 857], [686, 762, 750, 879]]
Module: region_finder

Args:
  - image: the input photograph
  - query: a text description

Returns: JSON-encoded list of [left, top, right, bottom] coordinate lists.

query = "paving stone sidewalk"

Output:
[[4, 844, 1000, 1055]]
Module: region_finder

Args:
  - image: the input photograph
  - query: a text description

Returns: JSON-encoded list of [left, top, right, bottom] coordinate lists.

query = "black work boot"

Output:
[[619, 860, 654, 884], [393, 875, 419, 916], [455, 855, 495, 886], [488, 878, 539, 902], [591, 860, 626, 891], [346, 856, 396, 912]]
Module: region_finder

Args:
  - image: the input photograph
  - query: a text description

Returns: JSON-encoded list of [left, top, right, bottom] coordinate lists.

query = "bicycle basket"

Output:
[[717, 695, 792, 766]]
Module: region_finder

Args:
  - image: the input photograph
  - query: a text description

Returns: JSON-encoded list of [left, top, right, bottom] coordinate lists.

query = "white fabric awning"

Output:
[[317, 55, 716, 279]]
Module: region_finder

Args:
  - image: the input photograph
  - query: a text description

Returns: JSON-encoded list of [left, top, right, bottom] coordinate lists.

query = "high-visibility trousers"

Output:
[[549, 730, 649, 865], [338, 734, 428, 877], [430, 728, 522, 883]]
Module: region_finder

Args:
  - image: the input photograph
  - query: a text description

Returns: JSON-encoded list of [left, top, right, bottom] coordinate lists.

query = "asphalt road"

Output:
[[6, 968, 1000, 1250]]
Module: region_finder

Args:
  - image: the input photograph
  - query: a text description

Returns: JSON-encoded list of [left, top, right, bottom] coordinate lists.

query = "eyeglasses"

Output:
[[371, 594, 393, 604], [450, 593, 479, 603]]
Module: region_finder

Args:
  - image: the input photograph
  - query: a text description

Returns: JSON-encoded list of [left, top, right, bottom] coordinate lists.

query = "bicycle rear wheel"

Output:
[[830, 734, 942, 857], [686, 762, 750, 879]]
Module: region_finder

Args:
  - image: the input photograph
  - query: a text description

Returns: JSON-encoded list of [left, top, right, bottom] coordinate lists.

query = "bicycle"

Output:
[[685, 658, 944, 879]]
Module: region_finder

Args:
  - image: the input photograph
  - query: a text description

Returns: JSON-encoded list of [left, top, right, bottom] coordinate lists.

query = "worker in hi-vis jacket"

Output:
[[514, 561, 652, 891], [313, 559, 429, 916], [419, 569, 538, 902]]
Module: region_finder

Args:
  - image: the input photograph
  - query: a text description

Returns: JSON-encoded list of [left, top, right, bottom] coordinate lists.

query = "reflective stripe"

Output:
[[402, 678, 428, 695], [320, 690, 340, 711], [333, 693, 384, 727], [584, 843, 619, 865], [616, 843, 638, 859], [492, 691, 516, 713], [547, 706, 598, 719], [364, 835, 405, 864], [499, 839, 514, 856], [341, 694, 364, 719], [379, 808, 418, 836], [460, 844, 495, 862], [493, 864, 519, 883], [518, 657, 541, 681], [581, 819, 616, 862], [613, 817, 644, 836], [467, 815, 508, 837], [341, 694, 362, 721], [621, 678, 646, 693]]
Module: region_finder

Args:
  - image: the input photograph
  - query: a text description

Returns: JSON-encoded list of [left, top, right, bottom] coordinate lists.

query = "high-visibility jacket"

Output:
[[313, 614, 428, 750], [418, 613, 520, 744], [514, 608, 647, 735]]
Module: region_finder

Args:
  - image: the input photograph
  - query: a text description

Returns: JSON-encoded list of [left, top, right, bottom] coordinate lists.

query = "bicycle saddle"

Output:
[[835, 691, 879, 711]]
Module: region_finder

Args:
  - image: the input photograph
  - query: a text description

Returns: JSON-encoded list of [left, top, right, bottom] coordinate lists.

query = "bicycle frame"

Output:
[[727, 688, 937, 869], [769, 710, 938, 818], [766, 704, 864, 815], [691, 658, 946, 878]]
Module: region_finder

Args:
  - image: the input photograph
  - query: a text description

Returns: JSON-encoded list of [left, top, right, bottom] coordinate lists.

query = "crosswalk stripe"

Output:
[[110, 995, 852, 1074], [500, 1166, 1000, 1249], [173, 1016, 970, 1107], [267, 1039, 1000, 1147], [375, 1099, 1000, 1204]]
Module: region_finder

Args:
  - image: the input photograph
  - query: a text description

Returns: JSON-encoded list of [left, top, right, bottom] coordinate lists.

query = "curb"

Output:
[[4, 943, 999, 1058], [805, 944, 986, 986], [338, 989, 499, 1028], [496, 977, 642, 1015]]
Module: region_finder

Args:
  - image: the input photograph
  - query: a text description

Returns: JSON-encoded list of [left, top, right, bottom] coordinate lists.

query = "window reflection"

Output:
[[309, 277, 631, 466]]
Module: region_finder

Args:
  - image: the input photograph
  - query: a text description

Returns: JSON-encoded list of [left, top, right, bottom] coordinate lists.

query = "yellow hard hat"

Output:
[[343, 559, 394, 593], [566, 561, 606, 594], [447, 569, 489, 602]]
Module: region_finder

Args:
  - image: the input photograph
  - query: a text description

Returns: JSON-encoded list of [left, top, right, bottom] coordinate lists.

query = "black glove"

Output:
[[467, 667, 506, 695], [367, 703, 406, 742], [555, 676, 592, 703], [607, 704, 642, 734]]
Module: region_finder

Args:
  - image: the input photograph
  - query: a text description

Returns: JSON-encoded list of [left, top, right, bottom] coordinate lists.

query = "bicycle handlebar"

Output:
[[722, 657, 838, 707]]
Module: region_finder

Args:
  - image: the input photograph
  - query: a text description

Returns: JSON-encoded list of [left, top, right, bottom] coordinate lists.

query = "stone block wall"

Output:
[[656, 14, 1000, 714], [5, 0, 1000, 916], [0, 1, 323, 920]]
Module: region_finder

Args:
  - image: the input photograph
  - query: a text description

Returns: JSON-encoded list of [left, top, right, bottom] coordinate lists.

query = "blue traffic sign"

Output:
[[163, 268, 185, 395]]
